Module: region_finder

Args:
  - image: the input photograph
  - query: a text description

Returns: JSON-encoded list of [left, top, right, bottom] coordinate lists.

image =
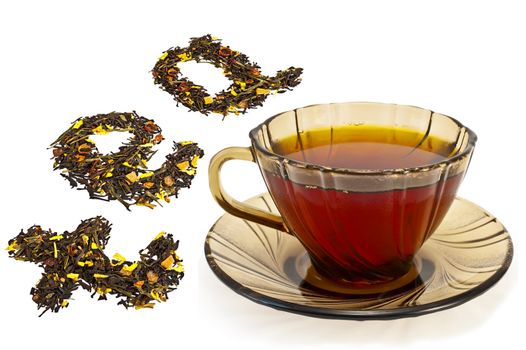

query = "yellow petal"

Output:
[[134, 303, 155, 310], [67, 273, 79, 282], [150, 290, 162, 301], [53, 242, 58, 258], [72, 120, 84, 129], [191, 156, 199, 168], [256, 88, 271, 95], [230, 89, 238, 96], [104, 170, 113, 178], [77, 261, 85, 267], [171, 264, 184, 273], [180, 141, 194, 146], [6, 241, 19, 251], [153, 231, 166, 240], [96, 287, 112, 294], [91, 242, 99, 250], [203, 96, 214, 105], [85, 261, 94, 267], [177, 52, 192, 61], [235, 81, 247, 90], [92, 125, 109, 135], [139, 172, 154, 179], [159, 52, 168, 60], [82, 235, 89, 245], [93, 273, 109, 279], [121, 262, 138, 273], [112, 253, 126, 266], [181, 168, 195, 176], [61, 300, 69, 307], [122, 161, 136, 168], [176, 161, 189, 171]]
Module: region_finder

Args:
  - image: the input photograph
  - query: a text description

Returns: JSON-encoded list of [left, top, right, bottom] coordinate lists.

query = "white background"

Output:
[[0, 1, 523, 349]]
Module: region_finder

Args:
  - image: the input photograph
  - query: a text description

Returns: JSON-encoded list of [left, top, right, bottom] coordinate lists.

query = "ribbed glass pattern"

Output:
[[205, 193, 513, 320], [249, 102, 477, 282]]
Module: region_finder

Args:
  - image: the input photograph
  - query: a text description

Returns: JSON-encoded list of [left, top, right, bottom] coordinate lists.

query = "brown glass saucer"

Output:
[[204, 193, 513, 320]]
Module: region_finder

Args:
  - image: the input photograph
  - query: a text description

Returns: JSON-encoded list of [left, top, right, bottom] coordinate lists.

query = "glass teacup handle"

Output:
[[209, 147, 289, 233]]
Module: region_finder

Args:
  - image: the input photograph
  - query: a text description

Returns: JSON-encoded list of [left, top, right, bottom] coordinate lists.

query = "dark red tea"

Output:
[[263, 126, 463, 283]]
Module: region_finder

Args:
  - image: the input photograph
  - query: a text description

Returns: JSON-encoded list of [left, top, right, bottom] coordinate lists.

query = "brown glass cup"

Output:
[[209, 102, 477, 284]]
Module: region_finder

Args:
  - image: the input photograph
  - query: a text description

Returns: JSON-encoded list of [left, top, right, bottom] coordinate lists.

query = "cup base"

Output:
[[297, 253, 423, 295]]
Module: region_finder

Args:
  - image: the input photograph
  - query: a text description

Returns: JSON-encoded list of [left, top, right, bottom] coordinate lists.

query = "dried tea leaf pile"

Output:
[[152, 34, 303, 116], [51, 111, 204, 210], [6, 217, 183, 316], [7, 33, 306, 316]]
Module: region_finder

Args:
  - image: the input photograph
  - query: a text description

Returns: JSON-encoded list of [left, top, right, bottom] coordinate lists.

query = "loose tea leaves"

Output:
[[152, 34, 303, 116], [51, 111, 204, 210], [6, 217, 184, 316]]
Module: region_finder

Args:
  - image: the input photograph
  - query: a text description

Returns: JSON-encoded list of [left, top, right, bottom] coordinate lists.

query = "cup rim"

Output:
[[249, 101, 478, 175]]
